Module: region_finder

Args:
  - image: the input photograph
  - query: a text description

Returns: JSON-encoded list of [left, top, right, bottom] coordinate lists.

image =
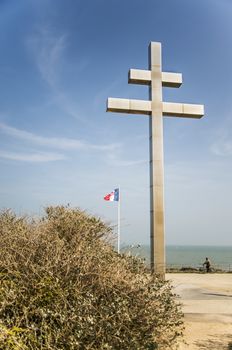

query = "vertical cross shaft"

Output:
[[149, 43, 165, 278]]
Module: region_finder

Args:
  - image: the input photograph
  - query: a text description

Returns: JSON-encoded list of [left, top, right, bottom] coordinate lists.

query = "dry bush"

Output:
[[0, 206, 183, 349]]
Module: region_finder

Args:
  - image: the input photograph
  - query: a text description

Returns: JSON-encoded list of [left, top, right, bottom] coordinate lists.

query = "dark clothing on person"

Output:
[[203, 258, 211, 273]]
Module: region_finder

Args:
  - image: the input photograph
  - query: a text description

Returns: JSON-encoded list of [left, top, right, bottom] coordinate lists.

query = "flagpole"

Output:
[[118, 186, 121, 254]]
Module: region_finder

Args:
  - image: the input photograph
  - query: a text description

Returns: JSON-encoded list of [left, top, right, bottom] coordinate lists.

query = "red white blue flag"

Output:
[[104, 188, 119, 202]]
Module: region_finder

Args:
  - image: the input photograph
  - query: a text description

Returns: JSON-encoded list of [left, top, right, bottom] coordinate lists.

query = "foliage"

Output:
[[0, 206, 183, 349]]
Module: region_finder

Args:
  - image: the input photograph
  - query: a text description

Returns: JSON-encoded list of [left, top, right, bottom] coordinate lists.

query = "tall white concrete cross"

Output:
[[106, 42, 204, 279]]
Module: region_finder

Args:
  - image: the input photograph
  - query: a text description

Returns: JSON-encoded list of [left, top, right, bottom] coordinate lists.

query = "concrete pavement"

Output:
[[166, 273, 232, 349]]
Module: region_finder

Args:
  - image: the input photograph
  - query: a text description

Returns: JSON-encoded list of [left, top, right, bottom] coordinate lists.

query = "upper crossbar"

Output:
[[128, 69, 182, 88]]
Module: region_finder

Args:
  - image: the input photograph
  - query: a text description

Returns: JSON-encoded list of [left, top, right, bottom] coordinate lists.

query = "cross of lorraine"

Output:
[[106, 42, 204, 279]]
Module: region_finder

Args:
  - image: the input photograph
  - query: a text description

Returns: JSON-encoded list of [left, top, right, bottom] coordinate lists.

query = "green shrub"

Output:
[[0, 206, 183, 349]]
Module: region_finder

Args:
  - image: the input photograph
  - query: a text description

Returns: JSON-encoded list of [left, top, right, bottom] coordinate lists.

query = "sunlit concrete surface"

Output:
[[167, 273, 232, 350]]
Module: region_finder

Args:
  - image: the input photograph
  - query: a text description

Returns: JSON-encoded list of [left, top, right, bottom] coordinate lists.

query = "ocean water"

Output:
[[121, 245, 232, 271]]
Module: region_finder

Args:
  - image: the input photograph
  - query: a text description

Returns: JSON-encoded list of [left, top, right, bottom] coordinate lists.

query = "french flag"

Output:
[[104, 188, 119, 202]]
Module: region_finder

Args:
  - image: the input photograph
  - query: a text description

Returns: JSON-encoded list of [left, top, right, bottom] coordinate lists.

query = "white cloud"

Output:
[[209, 118, 232, 156], [106, 153, 147, 167], [210, 139, 232, 156], [27, 27, 66, 87], [26, 27, 90, 124], [0, 150, 65, 162], [0, 122, 120, 152]]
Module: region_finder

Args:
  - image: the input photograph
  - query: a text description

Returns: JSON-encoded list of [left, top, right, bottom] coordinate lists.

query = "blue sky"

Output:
[[0, 0, 232, 245]]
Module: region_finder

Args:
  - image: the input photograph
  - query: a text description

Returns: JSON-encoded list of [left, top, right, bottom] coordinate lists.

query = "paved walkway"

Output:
[[166, 273, 232, 350]]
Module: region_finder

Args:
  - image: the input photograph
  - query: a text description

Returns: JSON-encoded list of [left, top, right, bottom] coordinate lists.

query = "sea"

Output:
[[121, 245, 232, 271]]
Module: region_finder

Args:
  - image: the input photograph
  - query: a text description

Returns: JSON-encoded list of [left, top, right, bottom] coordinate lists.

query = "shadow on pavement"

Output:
[[202, 292, 232, 298], [194, 335, 232, 349]]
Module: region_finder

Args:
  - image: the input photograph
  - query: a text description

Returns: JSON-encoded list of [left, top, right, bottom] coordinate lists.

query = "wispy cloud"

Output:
[[0, 150, 65, 162], [0, 122, 147, 166], [210, 117, 232, 156], [106, 153, 147, 167], [210, 140, 232, 156], [27, 27, 90, 124], [28, 27, 66, 88], [0, 122, 120, 152]]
